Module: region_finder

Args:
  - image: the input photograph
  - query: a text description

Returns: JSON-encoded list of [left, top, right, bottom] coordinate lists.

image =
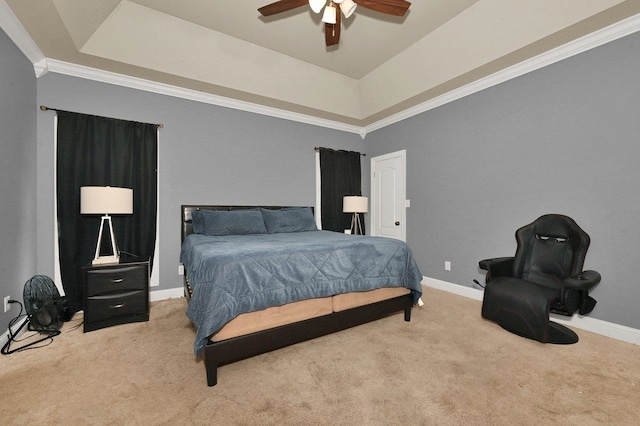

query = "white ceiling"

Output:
[[4, 0, 640, 128]]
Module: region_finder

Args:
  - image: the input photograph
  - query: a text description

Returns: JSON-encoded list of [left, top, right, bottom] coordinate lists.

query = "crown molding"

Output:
[[33, 58, 49, 78], [40, 58, 364, 135], [363, 12, 640, 134], [2, 2, 639, 138], [0, 0, 44, 66]]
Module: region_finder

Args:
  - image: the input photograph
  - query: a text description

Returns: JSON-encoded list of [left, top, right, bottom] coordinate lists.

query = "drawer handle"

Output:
[[110, 303, 125, 309], [91, 291, 141, 300], [111, 278, 124, 284]]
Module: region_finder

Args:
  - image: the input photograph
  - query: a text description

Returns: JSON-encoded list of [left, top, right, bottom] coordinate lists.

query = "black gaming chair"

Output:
[[479, 214, 601, 344]]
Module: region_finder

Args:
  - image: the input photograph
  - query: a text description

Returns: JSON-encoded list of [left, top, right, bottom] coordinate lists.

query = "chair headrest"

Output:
[[514, 214, 591, 284], [532, 215, 576, 240]]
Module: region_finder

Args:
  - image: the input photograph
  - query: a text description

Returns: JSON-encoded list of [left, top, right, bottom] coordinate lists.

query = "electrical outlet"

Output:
[[444, 261, 451, 271], [3, 296, 10, 313], [178, 264, 184, 276]]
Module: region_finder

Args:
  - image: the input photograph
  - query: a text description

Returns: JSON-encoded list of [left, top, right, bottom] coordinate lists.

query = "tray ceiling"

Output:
[[5, 0, 640, 128]]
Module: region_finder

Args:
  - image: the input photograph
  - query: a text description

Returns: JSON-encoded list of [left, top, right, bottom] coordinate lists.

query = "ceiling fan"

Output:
[[258, 0, 411, 47]]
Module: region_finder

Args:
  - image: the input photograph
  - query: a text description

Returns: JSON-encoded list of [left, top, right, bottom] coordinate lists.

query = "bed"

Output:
[[180, 205, 423, 386]]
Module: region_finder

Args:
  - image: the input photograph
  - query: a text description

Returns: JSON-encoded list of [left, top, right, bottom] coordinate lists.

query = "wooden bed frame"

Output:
[[181, 205, 414, 386]]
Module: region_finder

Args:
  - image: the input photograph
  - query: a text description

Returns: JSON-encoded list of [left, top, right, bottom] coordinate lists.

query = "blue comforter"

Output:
[[181, 230, 423, 355]]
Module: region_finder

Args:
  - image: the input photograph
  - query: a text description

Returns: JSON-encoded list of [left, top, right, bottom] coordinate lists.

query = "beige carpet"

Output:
[[1, 286, 639, 425]]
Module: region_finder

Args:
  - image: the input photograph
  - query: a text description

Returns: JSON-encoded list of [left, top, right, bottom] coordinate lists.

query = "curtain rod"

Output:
[[39, 105, 164, 128], [314, 146, 365, 156]]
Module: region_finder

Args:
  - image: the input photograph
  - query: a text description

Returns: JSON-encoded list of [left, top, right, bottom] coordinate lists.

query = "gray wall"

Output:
[[0, 29, 38, 327], [366, 31, 640, 329], [6, 23, 639, 333], [36, 73, 367, 293]]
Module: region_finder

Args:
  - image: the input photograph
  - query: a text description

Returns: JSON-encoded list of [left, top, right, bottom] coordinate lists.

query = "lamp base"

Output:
[[92, 255, 120, 265], [92, 215, 121, 265], [350, 213, 364, 235]]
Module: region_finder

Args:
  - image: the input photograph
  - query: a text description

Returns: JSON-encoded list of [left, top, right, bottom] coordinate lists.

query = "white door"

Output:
[[371, 150, 406, 241]]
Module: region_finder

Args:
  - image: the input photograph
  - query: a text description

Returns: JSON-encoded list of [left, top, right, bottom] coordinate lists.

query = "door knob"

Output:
[[395, 221, 400, 226]]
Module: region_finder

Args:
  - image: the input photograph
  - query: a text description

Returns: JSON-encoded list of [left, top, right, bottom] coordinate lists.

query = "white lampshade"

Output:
[[333, 0, 344, 3], [322, 4, 337, 24], [81, 186, 133, 215], [339, 0, 357, 18], [343, 196, 368, 213], [309, 0, 325, 14]]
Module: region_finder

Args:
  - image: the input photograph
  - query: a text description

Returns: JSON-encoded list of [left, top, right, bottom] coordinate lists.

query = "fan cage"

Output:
[[23, 275, 63, 334]]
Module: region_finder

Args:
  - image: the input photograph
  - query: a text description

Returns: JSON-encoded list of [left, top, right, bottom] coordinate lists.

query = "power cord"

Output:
[[1, 300, 59, 355]]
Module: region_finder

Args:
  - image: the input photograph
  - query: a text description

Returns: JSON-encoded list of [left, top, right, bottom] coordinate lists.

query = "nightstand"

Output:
[[82, 260, 150, 332]]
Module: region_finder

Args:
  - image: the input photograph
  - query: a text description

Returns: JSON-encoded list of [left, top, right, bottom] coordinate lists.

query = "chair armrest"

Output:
[[564, 270, 601, 291], [479, 257, 514, 278]]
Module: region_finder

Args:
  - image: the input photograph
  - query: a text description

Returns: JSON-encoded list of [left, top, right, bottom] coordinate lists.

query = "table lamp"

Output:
[[343, 196, 368, 235], [81, 186, 133, 265]]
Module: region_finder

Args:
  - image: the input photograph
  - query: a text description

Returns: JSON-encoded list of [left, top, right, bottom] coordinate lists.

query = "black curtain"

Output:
[[56, 111, 158, 313], [319, 148, 364, 233]]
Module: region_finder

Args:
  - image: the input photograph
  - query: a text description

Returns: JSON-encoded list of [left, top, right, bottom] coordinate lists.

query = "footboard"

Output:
[[203, 293, 413, 386]]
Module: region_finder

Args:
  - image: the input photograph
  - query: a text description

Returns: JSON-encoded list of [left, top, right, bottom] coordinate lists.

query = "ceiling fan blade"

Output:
[[325, 11, 341, 47], [354, 0, 411, 17], [258, 0, 309, 17]]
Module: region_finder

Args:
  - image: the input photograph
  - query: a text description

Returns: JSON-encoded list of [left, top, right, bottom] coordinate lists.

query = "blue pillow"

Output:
[[261, 207, 318, 234], [197, 209, 268, 236], [191, 210, 206, 234]]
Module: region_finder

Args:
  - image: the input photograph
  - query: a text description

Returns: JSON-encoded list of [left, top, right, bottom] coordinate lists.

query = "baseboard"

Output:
[[9, 281, 636, 347], [150, 287, 184, 302], [422, 276, 640, 346], [423, 276, 485, 301]]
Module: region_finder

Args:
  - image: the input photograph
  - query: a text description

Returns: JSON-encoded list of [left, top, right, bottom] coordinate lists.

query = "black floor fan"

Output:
[[2, 275, 68, 354]]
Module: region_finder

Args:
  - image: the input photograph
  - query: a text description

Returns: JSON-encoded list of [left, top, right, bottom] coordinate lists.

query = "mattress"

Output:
[[181, 230, 423, 354]]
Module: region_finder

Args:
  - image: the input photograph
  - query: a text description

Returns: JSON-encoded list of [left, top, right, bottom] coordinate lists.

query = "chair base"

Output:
[[500, 320, 578, 345], [482, 277, 580, 344]]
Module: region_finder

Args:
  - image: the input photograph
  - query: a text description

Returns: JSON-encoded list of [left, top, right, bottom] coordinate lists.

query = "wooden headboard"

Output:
[[181, 205, 312, 241]]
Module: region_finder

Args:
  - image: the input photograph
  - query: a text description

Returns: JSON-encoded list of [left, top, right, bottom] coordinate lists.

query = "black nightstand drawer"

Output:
[[83, 260, 150, 332], [85, 264, 148, 296], [85, 290, 147, 324]]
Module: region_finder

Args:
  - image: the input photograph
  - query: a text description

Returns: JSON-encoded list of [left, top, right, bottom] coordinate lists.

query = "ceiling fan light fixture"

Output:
[[258, 0, 411, 48], [339, 0, 357, 18], [309, 0, 326, 14], [322, 4, 337, 24]]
